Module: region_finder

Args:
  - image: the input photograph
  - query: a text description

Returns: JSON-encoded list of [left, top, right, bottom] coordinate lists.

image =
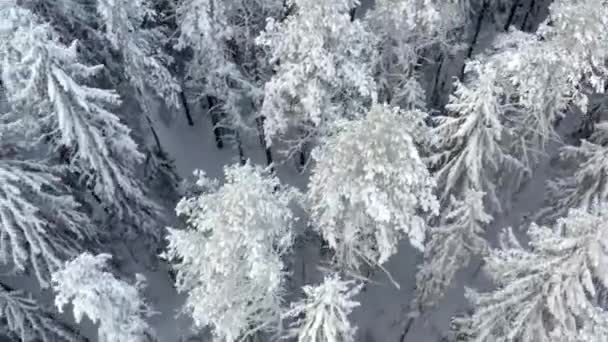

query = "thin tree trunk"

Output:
[[430, 52, 445, 107], [180, 91, 194, 126], [504, 0, 521, 31], [349, 7, 357, 22], [460, 0, 489, 79], [235, 130, 246, 165], [399, 316, 417, 342], [207, 96, 224, 149], [255, 116, 274, 169], [144, 114, 163, 153], [520, 0, 536, 31]]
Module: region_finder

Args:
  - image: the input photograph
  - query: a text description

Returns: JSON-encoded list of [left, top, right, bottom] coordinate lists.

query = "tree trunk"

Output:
[[504, 0, 521, 31], [430, 52, 445, 107], [207, 96, 224, 149], [520, 0, 536, 31], [460, 0, 489, 80], [144, 114, 164, 153], [235, 130, 246, 165], [180, 91, 194, 126], [255, 116, 274, 170]]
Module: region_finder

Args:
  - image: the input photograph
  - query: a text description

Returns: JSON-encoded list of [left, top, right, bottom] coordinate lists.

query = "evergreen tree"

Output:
[[163, 163, 300, 341], [52, 253, 154, 342], [257, 0, 377, 156], [283, 274, 362, 342], [308, 104, 438, 274], [454, 204, 608, 342]]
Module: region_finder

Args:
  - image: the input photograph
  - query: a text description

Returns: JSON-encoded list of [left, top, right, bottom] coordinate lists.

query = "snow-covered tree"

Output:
[[414, 190, 490, 309], [0, 160, 94, 287], [427, 58, 527, 212], [367, 0, 466, 107], [454, 203, 608, 342], [257, 0, 377, 155], [539, 122, 608, 222], [163, 163, 300, 341], [52, 253, 154, 342], [0, 5, 160, 238], [283, 274, 362, 342], [96, 0, 181, 111], [0, 283, 82, 342], [308, 104, 438, 274], [175, 0, 283, 143]]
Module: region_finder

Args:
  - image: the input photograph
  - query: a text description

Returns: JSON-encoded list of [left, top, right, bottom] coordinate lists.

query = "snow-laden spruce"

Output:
[[257, 0, 377, 154], [96, 0, 181, 111], [308, 104, 438, 274], [428, 58, 526, 212], [284, 274, 362, 342], [164, 163, 300, 341], [414, 190, 490, 310], [0, 5, 159, 236], [454, 203, 608, 342], [540, 122, 608, 222], [0, 283, 81, 342], [52, 253, 154, 342], [0, 160, 94, 287]]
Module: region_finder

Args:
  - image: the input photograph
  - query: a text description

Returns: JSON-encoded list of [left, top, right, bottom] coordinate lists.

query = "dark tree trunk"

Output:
[[207, 96, 224, 149], [430, 52, 445, 107], [504, 0, 521, 31], [235, 130, 246, 165], [520, 0, 536, 31], [180, 91, 194, 126], [255, 116, 274, 170], [349, 7, 357, 22], [144, 114, 163, 153], [460, 0, 489, 79]]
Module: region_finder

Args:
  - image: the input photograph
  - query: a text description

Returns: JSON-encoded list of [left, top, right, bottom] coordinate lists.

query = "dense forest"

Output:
[[1, 0, 608, 341]]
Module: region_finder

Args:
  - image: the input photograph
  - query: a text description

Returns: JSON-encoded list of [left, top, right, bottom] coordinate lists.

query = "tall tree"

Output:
[[308, 104, 438, 274], [454, 204, 608, 341], [0, 4, 160, 239], [163, 163, 300, 341], [283, 274, 362, 342], [257, 0, 377, 158], [52, 253, 154, 342]]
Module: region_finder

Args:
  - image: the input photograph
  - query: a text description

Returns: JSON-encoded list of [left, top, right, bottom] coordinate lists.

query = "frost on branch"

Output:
[[0, 6, 160, 237], [0, 160, 94, 287], [454, 203, 608, 342], [308, 104, 438, 274], [414, 190, 490, 310], [52, 253, 154, 342], [427, 59, 527, 213], [164, 163, 299, 341], [0, 283, 81, 342], [283, 274, 362, 342], [257, 0, 377, 152]]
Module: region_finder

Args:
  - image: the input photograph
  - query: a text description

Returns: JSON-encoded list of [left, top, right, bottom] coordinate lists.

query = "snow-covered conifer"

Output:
[[164, 163, 299, 341], [0, 160, 94, 287], [96, 0, 181, 110], [308, 104, 438, 273], [414, 190, 490, 309], [257, 0, 377, 153], [0, 5, 159, 237], [539, 122, 608, 222], [0, 283, 81, 342], [428, 58, 526, 212], [283, 274, 362, 342], [52, 253, 154, 342], [454, 203, 608, 341]]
